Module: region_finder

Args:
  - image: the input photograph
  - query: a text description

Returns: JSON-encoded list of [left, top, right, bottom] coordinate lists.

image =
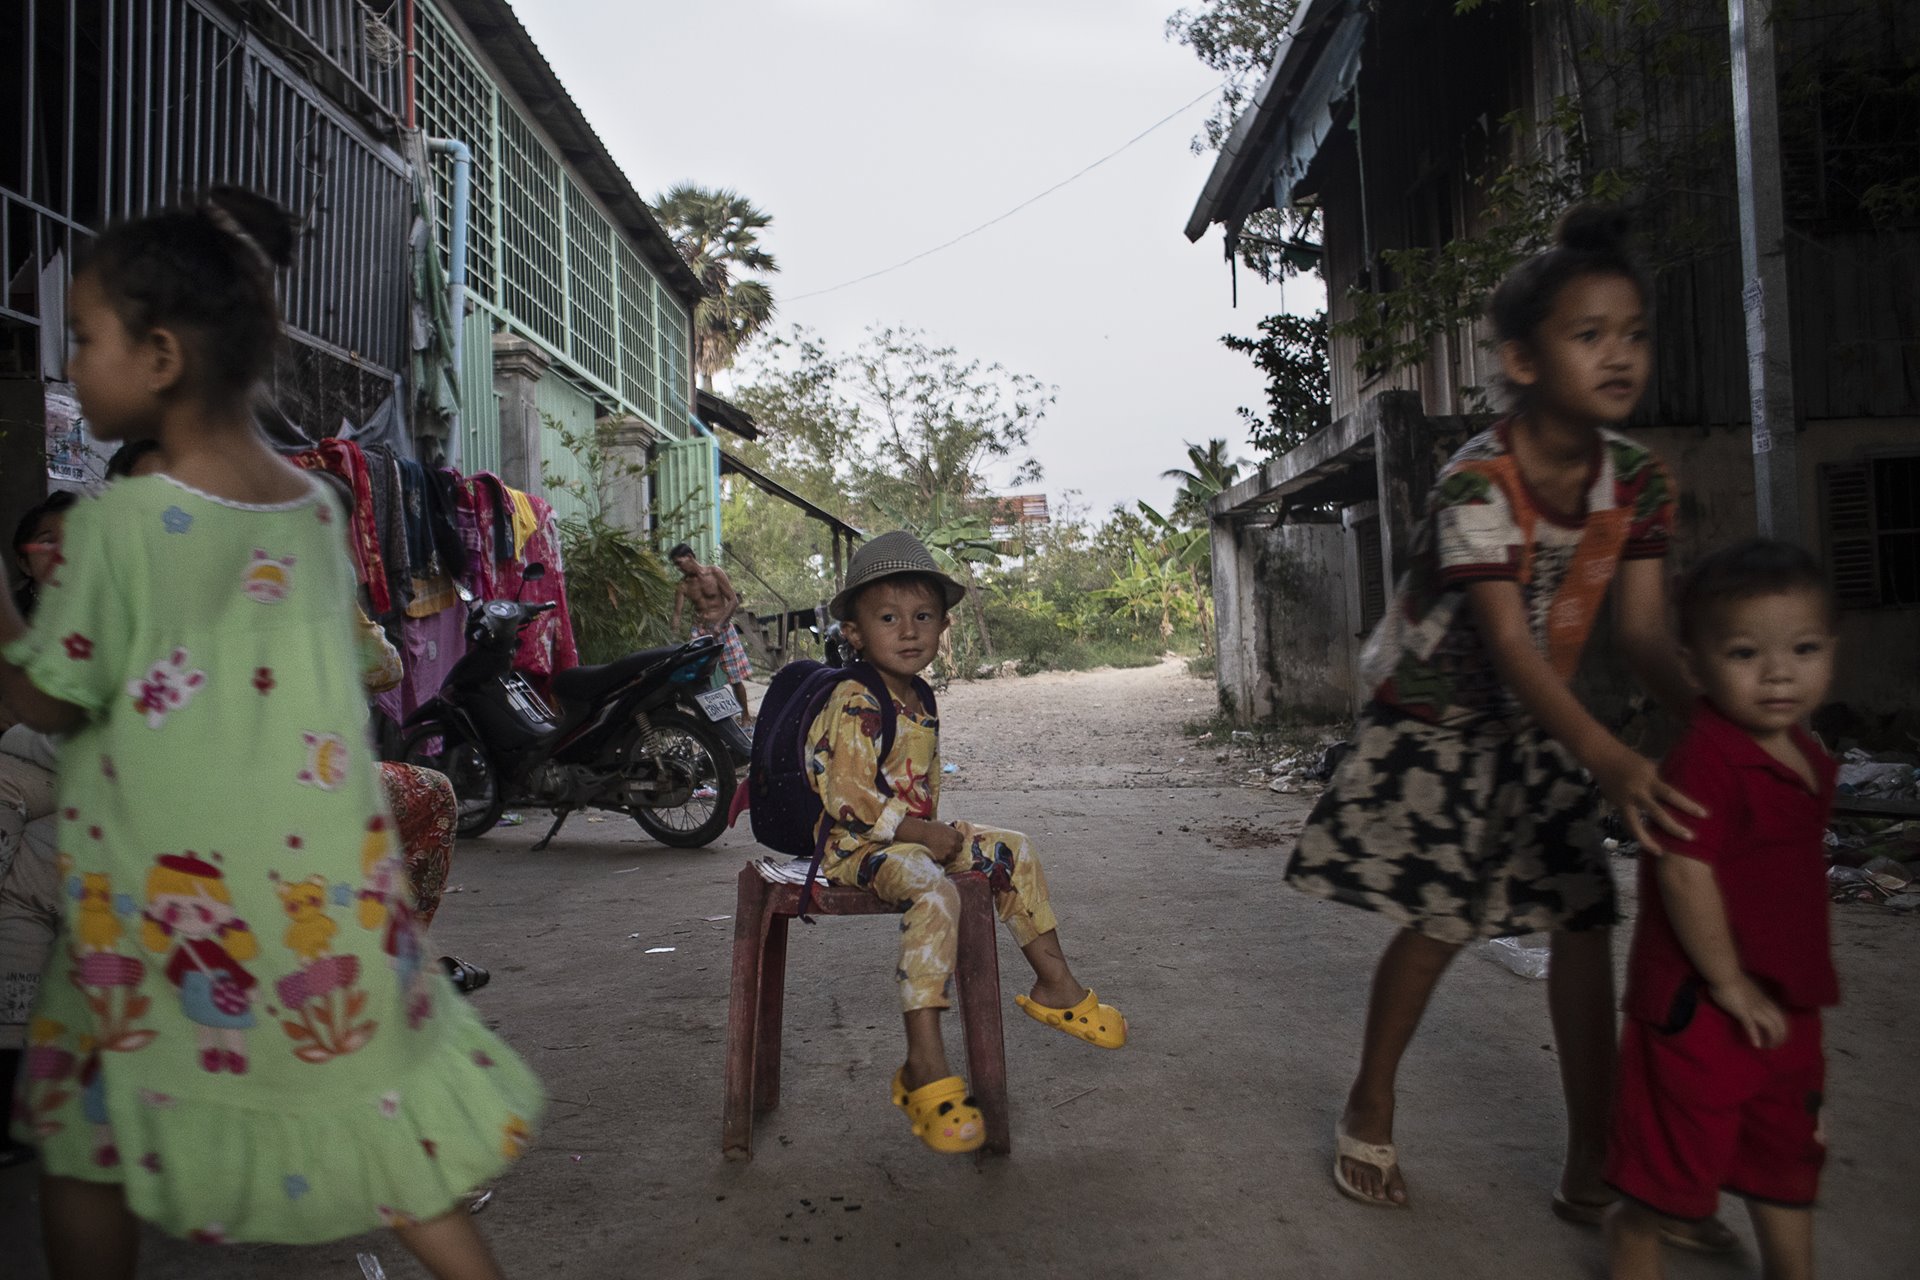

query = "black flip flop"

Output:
[[441, 956, 491, 995]]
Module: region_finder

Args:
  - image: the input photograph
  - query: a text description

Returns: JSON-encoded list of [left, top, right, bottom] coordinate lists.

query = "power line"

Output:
[[787, 82, 1225, 302]]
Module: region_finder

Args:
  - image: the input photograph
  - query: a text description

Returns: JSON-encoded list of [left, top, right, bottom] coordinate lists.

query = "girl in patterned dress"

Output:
[[1285, 208, 1718, 1235], [0, 189, 540, 1279]]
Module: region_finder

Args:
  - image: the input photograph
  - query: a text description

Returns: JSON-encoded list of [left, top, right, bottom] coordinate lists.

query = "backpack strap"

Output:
[[796, 662, 908, 921]]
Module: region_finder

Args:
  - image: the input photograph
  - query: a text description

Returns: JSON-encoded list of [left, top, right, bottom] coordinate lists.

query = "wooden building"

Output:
[[1187, 0, 1920, 723]]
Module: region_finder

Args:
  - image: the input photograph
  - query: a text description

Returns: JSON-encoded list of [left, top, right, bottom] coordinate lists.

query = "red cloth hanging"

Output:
[[293, 438, 392, 614]]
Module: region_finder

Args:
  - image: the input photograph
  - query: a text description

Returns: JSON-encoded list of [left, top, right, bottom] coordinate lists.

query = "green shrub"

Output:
[[557, 512, 677, 665]]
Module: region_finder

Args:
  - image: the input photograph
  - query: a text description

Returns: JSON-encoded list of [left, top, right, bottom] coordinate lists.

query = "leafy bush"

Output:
[[556, 512, 677, 666]]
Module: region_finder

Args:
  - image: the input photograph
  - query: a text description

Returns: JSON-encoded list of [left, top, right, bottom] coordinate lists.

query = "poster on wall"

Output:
[[45, 384, 111, 492]]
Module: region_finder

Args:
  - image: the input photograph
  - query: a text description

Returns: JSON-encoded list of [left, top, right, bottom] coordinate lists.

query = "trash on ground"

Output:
[[1311, 741, 1354, 781], [941, 762, 958, 773], [1836, 750, 1920, 799], [645, 946, 675, 954], [612, 866, 645, 875], [586, 815, 606, 823], [1268, 777, 1298, 794], [1884, 893, 1920, 912], [468, 1188, 495, 1215], [703, 914, 732, 922], [357, 1255, 388, 1280], [1480, 935, 1551, 980], [497, 812, 524, 827], [570, 1154, 584, 1164]]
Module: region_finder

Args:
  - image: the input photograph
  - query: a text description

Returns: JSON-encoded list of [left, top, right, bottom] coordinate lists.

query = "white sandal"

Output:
[[1333, 1120, 1408, 1208]]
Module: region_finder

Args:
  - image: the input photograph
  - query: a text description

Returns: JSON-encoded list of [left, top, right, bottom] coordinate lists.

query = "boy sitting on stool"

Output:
[[812, 531, 1126, 1154]]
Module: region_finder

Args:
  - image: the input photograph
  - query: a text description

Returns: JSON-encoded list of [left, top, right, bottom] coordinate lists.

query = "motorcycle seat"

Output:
[[551, 645, 681, 705]]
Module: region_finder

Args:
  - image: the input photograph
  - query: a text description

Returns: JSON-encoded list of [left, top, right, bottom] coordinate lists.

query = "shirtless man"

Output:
[[668, 543, 754, 726]]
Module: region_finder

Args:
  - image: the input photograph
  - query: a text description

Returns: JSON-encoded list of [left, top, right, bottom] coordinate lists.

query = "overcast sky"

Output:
[[513, 0, 1320, 521]]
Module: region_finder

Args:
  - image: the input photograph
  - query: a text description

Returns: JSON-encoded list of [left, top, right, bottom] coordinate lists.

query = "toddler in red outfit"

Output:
[[1606, 540, 1840, 1280]]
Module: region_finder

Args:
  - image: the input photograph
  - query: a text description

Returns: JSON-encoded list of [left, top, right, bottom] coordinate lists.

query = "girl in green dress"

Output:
[[0, 188, 542, 1279]]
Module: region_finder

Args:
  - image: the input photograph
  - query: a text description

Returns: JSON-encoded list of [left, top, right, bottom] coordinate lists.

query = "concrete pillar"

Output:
[[492, 334, 550, 494], [1210, 512, 1268, 723], [599, 415, 657, 536]]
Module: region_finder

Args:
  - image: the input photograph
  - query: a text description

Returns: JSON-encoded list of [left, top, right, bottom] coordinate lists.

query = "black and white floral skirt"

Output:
[[1285, 705, 1617, 945]]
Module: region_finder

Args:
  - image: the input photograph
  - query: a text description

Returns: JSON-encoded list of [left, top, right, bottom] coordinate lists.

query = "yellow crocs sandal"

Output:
[[1015, 988, 1127, 1048], [891, 1069, 986, 1154]]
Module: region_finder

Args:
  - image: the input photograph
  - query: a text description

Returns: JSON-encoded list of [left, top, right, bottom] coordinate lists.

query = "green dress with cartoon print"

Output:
[[4, 474, 542, 1244]]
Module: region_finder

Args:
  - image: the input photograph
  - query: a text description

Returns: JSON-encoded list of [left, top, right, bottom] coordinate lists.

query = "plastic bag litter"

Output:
[[1836, 754, 1920, 799], [357, 1255, 388, 1280], [1480, 936, 1551, 980]]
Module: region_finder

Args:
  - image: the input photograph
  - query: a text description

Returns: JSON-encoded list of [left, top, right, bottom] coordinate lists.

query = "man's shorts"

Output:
[[1606, 996, 1825, 1221], [694, 623, 751, 684]]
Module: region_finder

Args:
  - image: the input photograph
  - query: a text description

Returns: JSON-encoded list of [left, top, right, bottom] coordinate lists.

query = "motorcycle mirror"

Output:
[[454, 580, 475, 605], [523, 562, 547, 582]]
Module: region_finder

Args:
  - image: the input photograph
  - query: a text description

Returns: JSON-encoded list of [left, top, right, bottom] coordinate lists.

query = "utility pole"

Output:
[[1728, 0, 1800, 543]]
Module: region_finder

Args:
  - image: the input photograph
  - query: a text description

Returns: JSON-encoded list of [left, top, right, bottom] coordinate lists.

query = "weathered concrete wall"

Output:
[[1213, 517, 1356, 723], [1571, 421, 1920, 723]]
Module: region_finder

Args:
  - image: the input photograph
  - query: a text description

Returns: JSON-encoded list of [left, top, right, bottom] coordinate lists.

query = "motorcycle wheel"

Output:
[[626, 707, 736, 848], [398, 718, 506, 840]]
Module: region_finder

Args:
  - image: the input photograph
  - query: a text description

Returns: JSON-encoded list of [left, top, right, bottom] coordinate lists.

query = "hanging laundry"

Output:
[[496, 491, 579, 700], [362, 444, 414, 615], [453, 473, 511, 602], [292, 438, 392, 614], [505, 487, 538, 560]]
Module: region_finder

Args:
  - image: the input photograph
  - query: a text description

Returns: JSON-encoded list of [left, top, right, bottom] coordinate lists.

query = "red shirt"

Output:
[[1622, 701, 1839, 1024]]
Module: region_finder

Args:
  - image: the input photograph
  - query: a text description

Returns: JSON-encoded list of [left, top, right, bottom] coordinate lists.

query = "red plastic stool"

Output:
[[721, 862, 1011, 1159]]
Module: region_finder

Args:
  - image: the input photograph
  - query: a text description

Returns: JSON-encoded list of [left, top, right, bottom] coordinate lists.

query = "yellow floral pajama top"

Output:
[[807, 682, 1057, 1012]]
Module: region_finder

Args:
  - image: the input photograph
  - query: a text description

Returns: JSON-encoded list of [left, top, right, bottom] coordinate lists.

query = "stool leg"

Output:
[[953, 875, 1011, 1155], [723, 869, 772, 1160], [754, 914, 789, 1114]]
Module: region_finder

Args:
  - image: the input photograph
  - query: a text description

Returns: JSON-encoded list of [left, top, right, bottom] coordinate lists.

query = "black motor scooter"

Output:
[[394, 565, 750, 849]]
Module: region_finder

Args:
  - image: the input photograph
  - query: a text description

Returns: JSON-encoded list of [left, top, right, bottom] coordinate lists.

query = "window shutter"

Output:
[[1820, 462, 1878, 609], [1355, 516, 1387, 634]]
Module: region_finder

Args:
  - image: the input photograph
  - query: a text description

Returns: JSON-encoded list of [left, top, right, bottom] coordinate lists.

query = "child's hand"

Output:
[[1592, 748, 1706, 856], [1709, 976, 1788, 1049], [928, 823, 966, 860]]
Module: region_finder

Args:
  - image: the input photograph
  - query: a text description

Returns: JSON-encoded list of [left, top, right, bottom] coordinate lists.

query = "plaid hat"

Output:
[[827, 530, 967, 621]]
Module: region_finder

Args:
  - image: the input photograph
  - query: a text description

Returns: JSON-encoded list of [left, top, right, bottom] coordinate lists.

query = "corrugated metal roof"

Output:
[[1184, 0, 1368, 241]]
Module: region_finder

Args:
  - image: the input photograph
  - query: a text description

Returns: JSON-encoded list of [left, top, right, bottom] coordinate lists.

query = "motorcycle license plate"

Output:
[[695, 688, 741, 721]]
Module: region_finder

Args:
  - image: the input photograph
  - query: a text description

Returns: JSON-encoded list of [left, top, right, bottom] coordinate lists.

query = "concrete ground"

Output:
[[5, 660, 1917, 1278]]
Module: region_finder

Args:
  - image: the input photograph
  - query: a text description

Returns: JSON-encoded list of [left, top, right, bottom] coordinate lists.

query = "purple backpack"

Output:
[[742, 659, 936, 915]]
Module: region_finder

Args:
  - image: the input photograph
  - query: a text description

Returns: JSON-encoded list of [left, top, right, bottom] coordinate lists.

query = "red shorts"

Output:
[[1605, 997, 1825, 1221]]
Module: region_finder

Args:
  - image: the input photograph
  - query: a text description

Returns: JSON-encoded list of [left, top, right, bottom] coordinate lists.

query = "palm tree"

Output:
[[1160, 438, 1245, 527], [651, 185, 780, 388]]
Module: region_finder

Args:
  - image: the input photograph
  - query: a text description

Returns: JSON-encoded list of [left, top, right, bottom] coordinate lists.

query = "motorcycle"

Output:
[[394, 565, 750, 850]]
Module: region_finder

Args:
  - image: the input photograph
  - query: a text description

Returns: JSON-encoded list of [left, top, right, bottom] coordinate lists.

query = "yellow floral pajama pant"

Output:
[[820, 822, 1059, 1012]]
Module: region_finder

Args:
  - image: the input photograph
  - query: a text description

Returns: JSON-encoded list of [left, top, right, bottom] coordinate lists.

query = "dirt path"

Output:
[[6, 661, 1916, 1278]]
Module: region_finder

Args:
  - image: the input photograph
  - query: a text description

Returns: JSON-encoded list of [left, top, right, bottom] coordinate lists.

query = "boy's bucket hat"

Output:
[[828, 530, 968, 621]]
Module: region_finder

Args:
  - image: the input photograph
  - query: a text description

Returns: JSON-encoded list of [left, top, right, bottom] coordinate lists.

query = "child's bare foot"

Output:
[[1026, 977, 1089, 1011], [1338, 1101, 1407, 1206], [901, 1052, 954, 1091]]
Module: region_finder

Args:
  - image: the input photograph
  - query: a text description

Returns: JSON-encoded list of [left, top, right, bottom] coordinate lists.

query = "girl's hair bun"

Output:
[[204, 186, 299, 270], [1554, 204, 1632, 255]]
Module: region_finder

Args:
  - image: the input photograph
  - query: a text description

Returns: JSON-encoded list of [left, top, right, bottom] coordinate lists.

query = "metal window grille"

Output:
[[565, 176, 619, 391], [252, 0, 404, 119], [616, 239, 661, 423], [413, 0, 498, 302], [240, 51, 409, 372], [497, 104, 567, 351], [3, 0, 406, 382], [659, 296, 690, 427]]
